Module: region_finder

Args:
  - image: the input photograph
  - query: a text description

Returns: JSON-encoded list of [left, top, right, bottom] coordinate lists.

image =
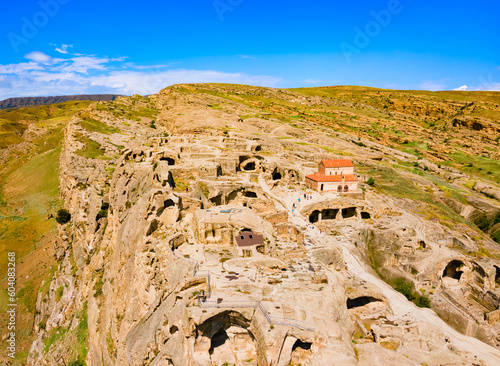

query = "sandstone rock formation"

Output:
[[27, 86, 500, 365]]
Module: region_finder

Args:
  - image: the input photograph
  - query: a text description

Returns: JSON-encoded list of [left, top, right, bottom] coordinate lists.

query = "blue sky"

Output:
[[0, 0, 499, 99]]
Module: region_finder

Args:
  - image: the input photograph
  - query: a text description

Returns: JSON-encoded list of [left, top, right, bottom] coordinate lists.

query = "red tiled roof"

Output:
[[305, 173, 358, 182], [320, 159, 353, 168]]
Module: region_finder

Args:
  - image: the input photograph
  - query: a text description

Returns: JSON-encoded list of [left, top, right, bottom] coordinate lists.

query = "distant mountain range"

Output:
[[0, 94, 123, 109]]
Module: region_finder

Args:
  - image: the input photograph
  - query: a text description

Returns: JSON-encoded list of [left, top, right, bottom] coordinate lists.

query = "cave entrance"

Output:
[[156, 199, 175, 216], [361, 212, 371, 219], [243, 162, 256, 171], [146, 219, 158, 236], [322, 209, 338, 220], [342, 207, 357, 219], [244, 191, 258, 198], [346, 296, 382, 309], [309, 210, 320, 224], [210, 194, 223, 206], [495, 266, 500, 288], [160, 157, 175, 165], [273, 172, 282, 180], [209, 328, 229, 355], [292, 339, 312, 352], [442, 260, 465, 280]]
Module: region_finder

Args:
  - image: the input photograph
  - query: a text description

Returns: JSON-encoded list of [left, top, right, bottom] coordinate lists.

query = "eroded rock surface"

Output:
[[28, 86, 500, 365]]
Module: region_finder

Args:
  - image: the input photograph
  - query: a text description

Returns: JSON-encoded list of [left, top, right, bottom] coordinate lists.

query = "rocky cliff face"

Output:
[[28, 86, 500, 365]]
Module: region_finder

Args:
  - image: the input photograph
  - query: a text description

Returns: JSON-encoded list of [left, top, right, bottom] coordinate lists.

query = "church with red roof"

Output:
[[305, 159, 358, 193]]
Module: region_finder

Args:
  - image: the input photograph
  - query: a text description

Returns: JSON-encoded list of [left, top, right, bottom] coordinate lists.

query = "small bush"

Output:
[[94, 277, 104, 298], [415, 295, 431, 308], [96, 209, 108, 221], [367, 177, 375, 186], [56, 209, 71, 224], [393, 278, 415, 301]]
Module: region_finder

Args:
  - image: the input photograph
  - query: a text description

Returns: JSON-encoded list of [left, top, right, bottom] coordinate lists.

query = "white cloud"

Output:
[[0, 62, 43, 74], [238, 55, 256, 59], [54, 44, 73, 54], [53, 56, 112, 74], [88, 69, 283, 95], [0, 51, 283, 100], [124, 62, 175, 70], [24, 51, 52, 64], [452, 75, 500, 91]]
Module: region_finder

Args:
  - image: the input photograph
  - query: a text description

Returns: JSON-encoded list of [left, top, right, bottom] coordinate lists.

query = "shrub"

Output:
[[367, 177, 375, 186], [415, 295, 431, 308], [96, 209, 108, 221], [56, 209, 71, 224], [393, 278, 415, 301]]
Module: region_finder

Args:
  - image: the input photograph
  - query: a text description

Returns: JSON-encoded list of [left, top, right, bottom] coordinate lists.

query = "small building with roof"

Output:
[[305, 159, 358, 193], [193, 206, 274, 256]]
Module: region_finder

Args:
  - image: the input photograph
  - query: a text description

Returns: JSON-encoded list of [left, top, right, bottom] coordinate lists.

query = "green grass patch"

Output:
[[79, 115, 120, 135], [74, 133, 109, 160], [446, 151, 500, 183]]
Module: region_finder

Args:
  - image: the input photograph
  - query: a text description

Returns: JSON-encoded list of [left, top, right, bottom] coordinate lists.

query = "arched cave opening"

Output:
[[243, 162, 256, 171], [346, 296, 382, 309], [292, 339, 312, 352], [210, 195, 223, 206], [442, 260, 465, 280], [241, 228, 252, 232], [322, 209, 338, 220], [160, 157, 175, 165], [157, 199, 175, 216], [244, 191, 258, 198], [273, 172, 282, 180], [255, 145, 262, 151], [226, 190, 239, 203], [209, 328, 229, 355], [146, 219, 159, 236], [361, 212, 371, 219], [495, 266, 500, 288], [309, 210, 319, 224], [342, 207, 357, 219]]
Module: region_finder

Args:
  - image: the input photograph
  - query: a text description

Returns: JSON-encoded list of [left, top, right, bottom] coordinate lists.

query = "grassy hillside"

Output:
[[0, 101, 90, 364], [291, 86, 500, 184]]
